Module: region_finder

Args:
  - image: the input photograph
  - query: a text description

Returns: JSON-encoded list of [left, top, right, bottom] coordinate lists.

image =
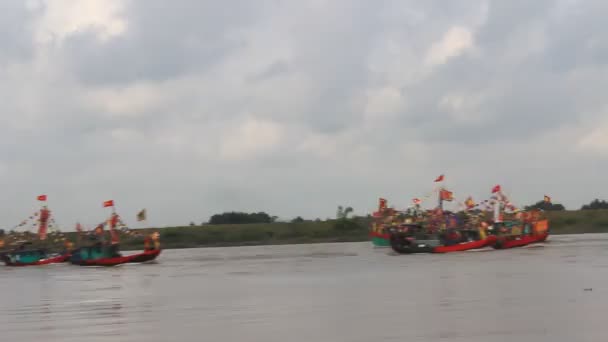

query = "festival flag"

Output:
[[103, 200, 114, 208], [76, 222, 83, 234], [434, 174, 445, 182], [137, 209, 147, 221], [38, 207, 50, 240], [465, 196, 475, 209], [491, 185, 501, 193], [378, 198, 387, 210], [440, 189, 454, 201], [109, 213, 120, 244], [544, 195, 551, 203], [413, 198, 422, 205], [37, 195, 47, 201]]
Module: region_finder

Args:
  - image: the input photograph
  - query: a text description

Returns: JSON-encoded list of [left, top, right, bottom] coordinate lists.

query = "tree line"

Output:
[[200, 199, 608, 225]]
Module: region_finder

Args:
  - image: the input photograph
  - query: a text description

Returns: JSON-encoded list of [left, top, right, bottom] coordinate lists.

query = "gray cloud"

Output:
[[0, 0, 606, 229]]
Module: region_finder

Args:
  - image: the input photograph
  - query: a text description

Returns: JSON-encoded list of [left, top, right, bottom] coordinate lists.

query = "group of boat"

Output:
[[0, 198, 161, 267], [369, 176, 550, 254]]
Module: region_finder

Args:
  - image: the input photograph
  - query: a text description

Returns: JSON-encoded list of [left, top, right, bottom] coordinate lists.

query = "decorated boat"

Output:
[[1, 195, 74, 266], [69, 201, 161, 266], [369, 198, 395, 247], [483, 186, 551, 249], [1, 242, 71, 266], [388, 224, 497, 254], [387, 175, 496, 254]]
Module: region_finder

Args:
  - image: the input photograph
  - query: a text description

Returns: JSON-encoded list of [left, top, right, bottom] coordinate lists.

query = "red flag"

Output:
[[434, 175, 444, 182], [440, 189, 454, 201], [413, 198, 422, 205], [37, 195, 47, 201], [103, 200, 114, 208], [378, 198, 387, 210], [491, 185, 501, 193]]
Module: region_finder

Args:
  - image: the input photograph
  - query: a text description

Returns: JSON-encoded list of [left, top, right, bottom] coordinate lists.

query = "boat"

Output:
[[369, 198, 393, 247], [484, 186, 551, 249], [69, 244, 161, 266], [370, 198, 426, 247], [387, 175, 497, 254], [491, 213, 550, 249], [1, 196, 74, 266], [1, 242, 70, 266], [388, 224, 497, 254], [69, 203, 161, 266]]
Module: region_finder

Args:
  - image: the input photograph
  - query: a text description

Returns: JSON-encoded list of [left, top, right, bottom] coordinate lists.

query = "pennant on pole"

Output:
[[103, 200, 114, 208], [434, 174, 445, 182], [37, 195, 47, 201], [137, 209, 147, 222]]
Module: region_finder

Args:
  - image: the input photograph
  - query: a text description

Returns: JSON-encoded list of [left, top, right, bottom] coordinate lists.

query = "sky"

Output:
[[0, 0, 607, 230]]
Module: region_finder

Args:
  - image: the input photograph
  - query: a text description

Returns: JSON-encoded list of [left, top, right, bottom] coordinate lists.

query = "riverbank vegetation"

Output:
[[120, 207, 608, 250], [5, 200, 608, 251]]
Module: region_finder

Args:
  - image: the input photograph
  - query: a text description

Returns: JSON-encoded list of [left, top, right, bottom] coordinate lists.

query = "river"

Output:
[[1, 234, 608, 341]]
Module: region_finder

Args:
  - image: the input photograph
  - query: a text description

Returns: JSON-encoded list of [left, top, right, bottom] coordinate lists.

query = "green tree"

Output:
[[525, 200, 565, 211], [581, 199, 608, 210]]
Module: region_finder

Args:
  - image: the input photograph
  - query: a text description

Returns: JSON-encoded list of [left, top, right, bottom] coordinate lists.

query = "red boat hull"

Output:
[[3, 254, 70, 267], [72, 249, 161, 267], [492, 233, 549, 249], [433, 236, 497, 253]]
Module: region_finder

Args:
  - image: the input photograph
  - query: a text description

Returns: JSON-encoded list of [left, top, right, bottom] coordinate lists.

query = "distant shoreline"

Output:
[[56, 209, 607, 250]]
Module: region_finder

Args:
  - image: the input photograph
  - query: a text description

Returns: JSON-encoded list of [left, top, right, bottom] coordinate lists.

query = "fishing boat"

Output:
[[69, 243, 161, 266], [69, 202, 161, 266], [388, 224, 497, 254], [388, 176, 496, 254], [1, 196, 73, 266], [369, 198, 393, 247], [491, 212, 549, 249], [484, 186, 551, 249], [1, 242, 70, 266]]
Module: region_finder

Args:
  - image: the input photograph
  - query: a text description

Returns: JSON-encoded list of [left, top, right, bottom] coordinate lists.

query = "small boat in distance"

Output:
[[1, 196, 73, 266], [1, 241, 70, 266], [69, 201, 161, 267]]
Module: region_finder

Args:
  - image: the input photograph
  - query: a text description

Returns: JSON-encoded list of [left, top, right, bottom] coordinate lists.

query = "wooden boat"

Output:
[[70, 206, 162, 266], [1, 198, 74, 266], [388, 224, 496, 254], [69, 244, 161, 266], [491, 218, 549, 249], [1, 242, 71, 266]]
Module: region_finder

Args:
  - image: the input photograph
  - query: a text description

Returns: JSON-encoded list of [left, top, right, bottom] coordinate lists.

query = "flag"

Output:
[[413, 198, 422, 205], [491, 185, 501, 193], [434, 174, 444, 182], [440, 189, 454, 201], [37, 195, 47, 201], [137, 209, 147, 221], [378, 198, 387, 210], [103, 200, 114, 208], [465, 196, 475, 209], [544, 195, 551, 203]]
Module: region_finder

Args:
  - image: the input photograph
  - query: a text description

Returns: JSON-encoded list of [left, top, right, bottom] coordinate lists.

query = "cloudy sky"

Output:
[[0, 0, 607, 229]]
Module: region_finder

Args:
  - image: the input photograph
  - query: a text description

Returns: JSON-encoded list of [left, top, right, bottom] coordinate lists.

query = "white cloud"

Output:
[[425, 26, 474, 66], [219, 117, 284, 161], [0, 1, 606, 227], [33, 0, 128, 44]]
